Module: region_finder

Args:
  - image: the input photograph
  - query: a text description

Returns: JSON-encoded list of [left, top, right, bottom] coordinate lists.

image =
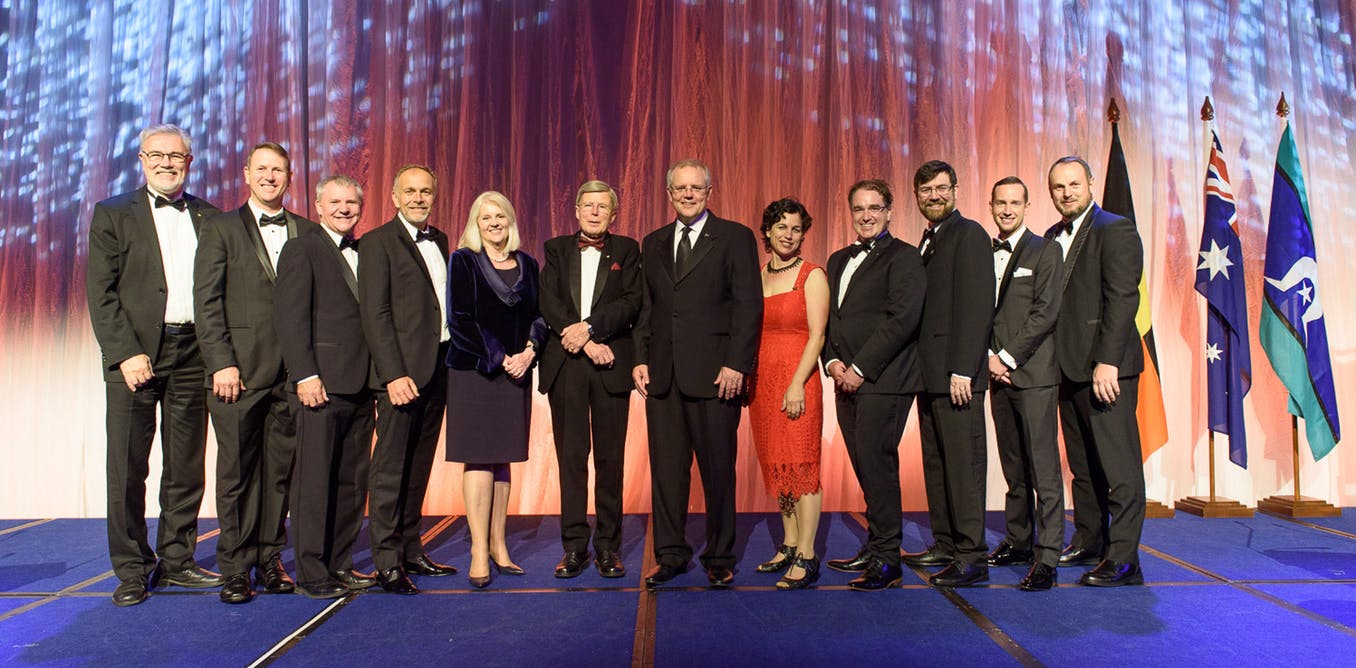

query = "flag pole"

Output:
[[1256, 92, 1339, 518], [1176, 95, 1254, 518]]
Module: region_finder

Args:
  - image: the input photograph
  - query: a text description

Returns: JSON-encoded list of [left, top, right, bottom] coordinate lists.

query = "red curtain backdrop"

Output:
[[0, 1, 1353, 517]]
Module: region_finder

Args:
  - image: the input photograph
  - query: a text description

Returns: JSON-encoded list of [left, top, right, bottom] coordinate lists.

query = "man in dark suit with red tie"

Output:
[[633, 159, 762, 588], [87, 124, 224, 606], [539, 180, 642, 579], [1044, 156, 1146, 586], [358, 164, 458, 594], [983, 177, 1065, 592], [821, 179, 926, 592], [194, 142, 319, 603], [275, 175, 375, 599]]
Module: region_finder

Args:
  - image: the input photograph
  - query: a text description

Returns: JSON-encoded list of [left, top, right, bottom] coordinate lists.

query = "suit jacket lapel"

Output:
[[591, 237, 613, 309], [567, 241, 583, 315], [239, 206, 278, 283], [392, 218, 437, 300], [656, 224, 676, 283], [840, 235, 892, 307], [186, 195, 212, 235], [1060, 206, 1096, 295], [133, 189, 169, 291], [994, 230, 1026, 308], [676, 225, 715, 283]]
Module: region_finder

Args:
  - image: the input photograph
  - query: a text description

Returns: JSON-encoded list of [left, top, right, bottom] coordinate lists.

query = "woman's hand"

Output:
[[782, 383, 806, 420]]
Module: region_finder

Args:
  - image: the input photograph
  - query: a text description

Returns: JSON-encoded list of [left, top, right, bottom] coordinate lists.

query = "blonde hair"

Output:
[[575, 179, 619, 210], [459, 190, 521, 253]]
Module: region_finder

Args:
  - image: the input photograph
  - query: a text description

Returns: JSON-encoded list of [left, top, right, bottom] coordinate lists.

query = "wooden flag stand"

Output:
[[1258, 416, 1340, 517], [1176, 431, 1254, 517]]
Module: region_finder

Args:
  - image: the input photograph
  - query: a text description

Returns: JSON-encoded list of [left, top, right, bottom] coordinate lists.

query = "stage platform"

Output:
[[2, 511, 1355, 666]]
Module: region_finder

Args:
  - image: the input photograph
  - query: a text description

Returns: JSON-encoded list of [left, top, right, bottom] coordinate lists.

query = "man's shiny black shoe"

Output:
[[112, 578, 149, 607], [826, 548, 872, 573], [160, 564, 225, 588], [644, 563, 686, 588], [847, 559, 903, 591], [555, 551, 589, 579], [929, 562, 990, 587], [1080, 560, 1144, 587], [706, 566, 734, 588], [258, 556, 295, 594], [902, 544, 954, 568], [403, 553, 458, 577], [219, 573, 255, 604], [985, 542, 1035, 567], [596, 551, 627, 578], [1058, 544, 1102, 567], [332, 569, 376, 590], [377, 567, 419, 594], [1019, 563, 1057, 591], [756, 544, 798, 573], [297, 579, 348, 600]]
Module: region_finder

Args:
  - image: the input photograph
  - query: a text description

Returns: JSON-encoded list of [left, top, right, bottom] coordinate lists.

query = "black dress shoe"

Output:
[[595, 551, 627, 578], [826, 548, 872, 573], [985, 542, 1035, 567], [331, 569, 376, 590], [297, 579, 349, 599], [112, 578, 148, 607], [258, 556, 295, 594], [1019, 563, 1057, 591], [929, 562, 990, 587], [377, 567, 419, 594], [1080, 560, 1144, 587], [706, 565, 734, 588], [756, 544, 798, 573], [219, 573, 255, 604], [644, 563, 686, 588], [776, 556, 821, 590], [160, 564, 225, 588], [403, 553, 458, 577], [492, 558, 525, 576], [902, 544, 955, 568], [848, 559, 903, 591], [555, 551, 589, 579], [1058, 544, 1102, 567]]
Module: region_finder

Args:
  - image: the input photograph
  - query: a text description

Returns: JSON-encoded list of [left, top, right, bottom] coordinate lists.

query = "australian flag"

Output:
[[1195, 130, 1251, 468], [1260, 123, 1341, 460]]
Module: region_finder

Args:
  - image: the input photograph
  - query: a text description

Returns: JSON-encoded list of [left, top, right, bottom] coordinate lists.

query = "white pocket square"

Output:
[[1013, 267, 1034, 278]]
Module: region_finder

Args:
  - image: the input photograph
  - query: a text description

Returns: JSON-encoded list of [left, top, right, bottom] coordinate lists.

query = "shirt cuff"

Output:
[[297, 374, 319, 384], [997, 349, 1018, 369]]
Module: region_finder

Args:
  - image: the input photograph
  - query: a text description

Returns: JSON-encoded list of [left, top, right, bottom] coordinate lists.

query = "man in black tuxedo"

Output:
[[539, 180, 642, 579], [358, 164, 458, 594], [1044, 156, 1146, 586], [821, 179, 926, 592], [275, 176, 376, 599], [903, 160, 995, 588], [632, 159, 762, 588], [983, 177, 1065, 592], [87, 124, 224, 606], [195, 142, 318, 603]]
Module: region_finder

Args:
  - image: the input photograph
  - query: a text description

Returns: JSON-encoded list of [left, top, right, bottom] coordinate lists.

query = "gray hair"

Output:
[[139, 124, 192, 152], [665, 159, 711, 189], [315, 175, 364, 201]]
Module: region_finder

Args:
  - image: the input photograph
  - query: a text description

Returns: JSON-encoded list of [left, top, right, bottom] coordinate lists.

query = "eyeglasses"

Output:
[[668, 185, 709, 195], [916, 184, 954, 197], [850, 205, 888, 215], [141, 151, 190, 165], [577, 202, 613, 212]]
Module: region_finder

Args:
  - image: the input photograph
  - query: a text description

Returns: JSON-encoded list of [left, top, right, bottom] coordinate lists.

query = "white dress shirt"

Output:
[[400, 214, 450, 342], [322, 225, 360, 277], [579, 244, 601, 320], [148, 187, 198, 324], [672, 211, 708, 262], [248, 200, 289, 272], [1055, 205, 1094, 260], [991, 226, 1027, 370]]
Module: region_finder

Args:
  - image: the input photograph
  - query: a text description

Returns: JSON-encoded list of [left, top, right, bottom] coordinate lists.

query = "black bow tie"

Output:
[[154, 196, 187, 211], [339, 236, 359, 251], [1052, 221, 1072, 237], [259, 212, 287, 227], [415, 228, 435, 243], [850, 240, 874, 257], [992, 238, 1012, 253]]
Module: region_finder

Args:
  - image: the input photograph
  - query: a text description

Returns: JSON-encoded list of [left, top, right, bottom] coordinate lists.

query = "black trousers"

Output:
[[211, 376, 296, 576], [1060, 375, 1145, 564], [835, 392, 913, 566], [289, 390, 373, 586], [546, 357, 629, 553], [368, 353, 447, 572], [646, 390, 740, 570], [104, 328, 208, 581], [918, 391, 989, 566], [991, 384, 1065, 567]]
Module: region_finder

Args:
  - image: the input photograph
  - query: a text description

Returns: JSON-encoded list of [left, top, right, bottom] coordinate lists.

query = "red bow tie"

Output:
[[577, 234, 606, 250]]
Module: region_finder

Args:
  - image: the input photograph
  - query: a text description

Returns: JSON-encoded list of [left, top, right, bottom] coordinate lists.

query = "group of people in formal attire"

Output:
[[87, 123, 1147, 607]]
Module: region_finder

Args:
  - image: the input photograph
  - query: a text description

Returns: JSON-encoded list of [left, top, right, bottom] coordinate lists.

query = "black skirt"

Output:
[[444, 367, 531, 464]]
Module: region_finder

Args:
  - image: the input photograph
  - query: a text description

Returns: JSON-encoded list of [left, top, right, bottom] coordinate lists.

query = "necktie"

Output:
[[415, 228, 434, 243], [992, 238, 1011, 253], [578, 233, 606, 250], [675, 225, 693, 274], [259, 212, 287, 227], [339, 236, 359, 251], [849, 240, 873, 257], [155, 196, 187, 211], [920, 226, 936, 254]]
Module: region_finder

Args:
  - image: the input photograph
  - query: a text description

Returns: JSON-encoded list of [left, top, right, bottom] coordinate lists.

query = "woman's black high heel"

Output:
[[492, 558, 525, 576], [756, 544, 798, 573], [776, 555, 820, 590]]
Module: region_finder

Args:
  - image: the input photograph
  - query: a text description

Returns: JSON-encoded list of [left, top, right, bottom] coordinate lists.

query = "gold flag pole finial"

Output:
[[1201, 96, 1215, 122], [1276, 92, 1290, 118], [1108, 97, 1122, 124]]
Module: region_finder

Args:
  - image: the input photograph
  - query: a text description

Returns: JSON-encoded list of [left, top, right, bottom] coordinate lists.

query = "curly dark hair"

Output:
[[759, 197, 814, 253]]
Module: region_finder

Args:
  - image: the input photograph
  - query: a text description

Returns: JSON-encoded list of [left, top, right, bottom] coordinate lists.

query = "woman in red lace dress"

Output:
[[749, 198, 829, 589]]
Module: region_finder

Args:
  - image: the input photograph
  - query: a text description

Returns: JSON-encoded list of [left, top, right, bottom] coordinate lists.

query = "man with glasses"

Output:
[[821, 179, 926, 591], [903, 160, 995, 588], [87, 124, 223, 606], [633, 159, 762, 588]]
